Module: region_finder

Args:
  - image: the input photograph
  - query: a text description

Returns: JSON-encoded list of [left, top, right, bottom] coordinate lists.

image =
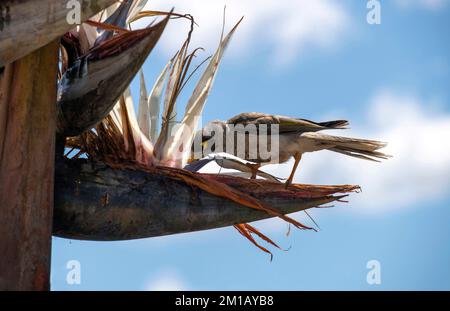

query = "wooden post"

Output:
[[0, 40, 59, 290], [0, 0, 118, 67]]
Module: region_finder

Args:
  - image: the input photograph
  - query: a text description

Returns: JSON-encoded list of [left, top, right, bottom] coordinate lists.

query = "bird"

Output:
[[195, 112, 390, 188]]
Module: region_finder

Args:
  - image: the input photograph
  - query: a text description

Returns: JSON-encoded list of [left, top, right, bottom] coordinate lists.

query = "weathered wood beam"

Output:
[[0, 0, 118, 67], [56, 17, 169, 136], [53, 159, 352, 241], [0, 40, 59, 291]]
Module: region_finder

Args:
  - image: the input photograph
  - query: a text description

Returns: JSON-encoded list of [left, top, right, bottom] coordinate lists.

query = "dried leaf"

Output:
[[154, 26, 194, 161], [244, 223, 282, 250], [234, 224, 273, 260], [148, 59, 173, 142], [127, 0, 150, 24], [128, 10, 196, 24], [158, 18, 243, 167], [138, 70, 150, 138], [85, 20, 130, 34], [121, 88, 154, 166]]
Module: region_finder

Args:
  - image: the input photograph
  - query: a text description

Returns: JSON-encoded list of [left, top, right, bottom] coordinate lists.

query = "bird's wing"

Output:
[[277, 116, 331, 133], [227, 112, 348, 134], [227, 112, 274, 125], [277, 116, 350, 133]]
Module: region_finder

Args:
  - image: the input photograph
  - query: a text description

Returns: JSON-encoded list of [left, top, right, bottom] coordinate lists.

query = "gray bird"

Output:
[[196, 112, 389, 187]]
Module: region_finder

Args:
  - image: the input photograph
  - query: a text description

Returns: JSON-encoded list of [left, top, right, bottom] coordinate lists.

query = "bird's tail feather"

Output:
[[305, 133, 390, 162], [329, 145, 390, 162]]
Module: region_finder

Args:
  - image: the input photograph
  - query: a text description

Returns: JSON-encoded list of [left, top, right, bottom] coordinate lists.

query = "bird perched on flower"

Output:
[[196, 112, 390, 187]]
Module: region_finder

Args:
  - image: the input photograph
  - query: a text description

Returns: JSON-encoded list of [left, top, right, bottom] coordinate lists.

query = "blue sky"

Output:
[[52, 0, 450, 290]]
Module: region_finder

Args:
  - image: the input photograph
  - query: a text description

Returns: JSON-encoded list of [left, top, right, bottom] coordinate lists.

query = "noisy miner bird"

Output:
[[195, 112, 390, 188]]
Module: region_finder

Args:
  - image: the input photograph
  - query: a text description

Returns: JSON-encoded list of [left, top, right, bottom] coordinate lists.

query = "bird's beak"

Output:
[[186, 139, 209, 164]]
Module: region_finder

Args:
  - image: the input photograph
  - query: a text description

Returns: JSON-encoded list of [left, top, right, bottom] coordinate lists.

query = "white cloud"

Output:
[[145, 270, 187, 291], [395, 0, 449, 10], [138, 0, 350, 65]]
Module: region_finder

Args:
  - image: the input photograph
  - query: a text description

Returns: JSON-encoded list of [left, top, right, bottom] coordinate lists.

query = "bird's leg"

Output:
[[248, 163, 261, 179], [285, 153, 302, 189]]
